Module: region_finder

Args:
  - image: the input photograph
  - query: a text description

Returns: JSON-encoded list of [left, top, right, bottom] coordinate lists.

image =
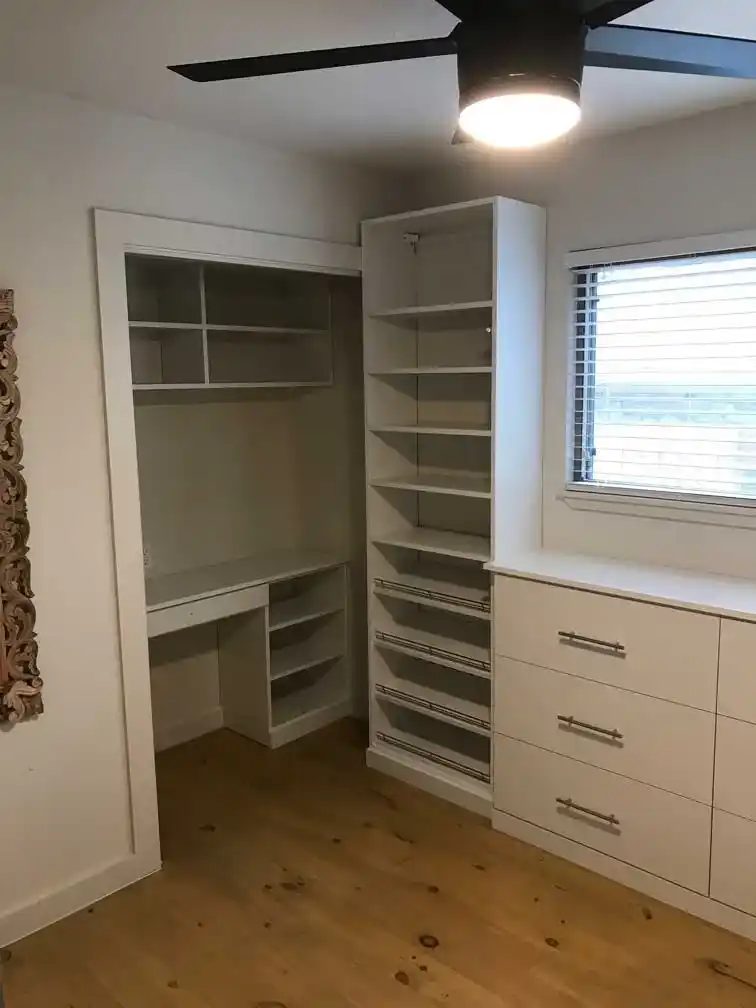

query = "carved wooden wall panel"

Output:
[[0, 291, 41, 723]]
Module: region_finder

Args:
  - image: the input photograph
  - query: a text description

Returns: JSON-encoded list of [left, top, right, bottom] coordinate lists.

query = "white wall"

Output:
[[414, 101, 756, 579], [0, 82, 396, 945], [136, 400, 302, 577]]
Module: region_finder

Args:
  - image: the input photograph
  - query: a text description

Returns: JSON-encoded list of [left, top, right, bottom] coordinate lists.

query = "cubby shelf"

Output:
[[370, 300, 493, 320], [374, 725, 491, 784], [370, 423, 492, 438], [268, 600, 342, 632], [270, 643, 343, 682], [370, 366, 493, 376], [128, 259, 333, 390], [129, 321, 204, 330], [133, 382, 329, 392], [207, 325, 328, 336], [130, 321, 329, 335], [272, 691, 349, 731], [375, 683, 491, 736], [371, 471, 491, 499], [374, 620, 490, 670], [373, 527, 491, 563], [373, 573, 490, 620], [375, 632, 491, 680]]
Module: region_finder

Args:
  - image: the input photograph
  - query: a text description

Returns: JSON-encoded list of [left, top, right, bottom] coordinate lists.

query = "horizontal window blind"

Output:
[[571, 249, 756, 502]]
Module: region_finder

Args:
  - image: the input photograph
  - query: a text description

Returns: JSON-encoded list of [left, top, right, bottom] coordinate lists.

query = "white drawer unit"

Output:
[[718, 619, 756, 724], [711, 810, 756, 917], [496, 657, 715, 804], [714, 715, 756, 822], [147, 583, 269, 637], [494, 736, 712, 894], [494, 577, 718, 711]]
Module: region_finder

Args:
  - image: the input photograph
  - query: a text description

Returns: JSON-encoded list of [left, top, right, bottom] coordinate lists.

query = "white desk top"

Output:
[[488, 550, 756, 623], [146, 549, 344, 611]]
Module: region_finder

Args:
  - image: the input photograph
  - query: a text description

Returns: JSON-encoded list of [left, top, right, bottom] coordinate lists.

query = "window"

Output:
[[570, 248, 756, 504]]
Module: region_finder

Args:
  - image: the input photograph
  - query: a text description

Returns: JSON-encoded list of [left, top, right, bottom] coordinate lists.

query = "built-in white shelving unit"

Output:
[[361, 197, 546, 815], [127, 256, 333, 392], [145, 553, 349, 748], [121, 228, 363, 756]]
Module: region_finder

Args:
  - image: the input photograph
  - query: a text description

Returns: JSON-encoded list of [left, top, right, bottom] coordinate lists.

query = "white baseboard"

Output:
[[367, 745, 492, 817], [153, 705, 224, 752], [0, 849, 161, 948], [492, 809, 756, 943]]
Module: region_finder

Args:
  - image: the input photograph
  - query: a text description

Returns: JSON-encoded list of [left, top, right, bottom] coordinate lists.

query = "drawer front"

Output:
[[718, 619, 756, 724], [496, 657, 714, 803], [711, 810, 756, 916], [494, 736, 711, 894], [494, 577, 718, 711], [148, 584, 269, 638], [714, 716, 756, 821]]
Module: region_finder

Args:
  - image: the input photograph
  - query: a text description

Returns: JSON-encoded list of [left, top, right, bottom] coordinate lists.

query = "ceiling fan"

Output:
[[168, 0, 756, 149]]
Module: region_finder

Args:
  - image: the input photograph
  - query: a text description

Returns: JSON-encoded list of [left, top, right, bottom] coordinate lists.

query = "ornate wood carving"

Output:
[[0, 291, 41, 723]]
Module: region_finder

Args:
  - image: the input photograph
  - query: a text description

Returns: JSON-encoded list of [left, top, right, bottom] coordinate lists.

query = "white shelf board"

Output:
[[363, 197, 495, 230], [375, 634, 490, 679], [374, 584, 490, 621], [374, 683, 490, 736], [373, 527, 490, 563], [134, 381, 329, 391], [133, 383, 211, 391], [370, 422, 492, 438], [208, 381, 329, 389], [374, 626, 490, 678], [371, 471, 491, 499], [270, 641, 343, 682], [373, 573, 490, 619], [271, 690, 347, 729], [206, 325, 328, 335], [372, 725, 490, 784], [129, 321, 203, 330], [370, 366, 492, 376], [269, 600, 342, 632], [270, 697, 351, 746], [370, 301, 493, 320], [366, 743, 491, 815], [129, 321, 328, 336], [145, 549, 343, 611]]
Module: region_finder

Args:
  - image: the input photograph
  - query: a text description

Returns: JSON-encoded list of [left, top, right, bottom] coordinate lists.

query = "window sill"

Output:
[[559, 486, 756, 531]]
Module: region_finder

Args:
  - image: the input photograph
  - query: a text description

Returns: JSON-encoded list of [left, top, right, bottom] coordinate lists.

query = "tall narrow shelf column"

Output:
[[361, 198, 546, 814]]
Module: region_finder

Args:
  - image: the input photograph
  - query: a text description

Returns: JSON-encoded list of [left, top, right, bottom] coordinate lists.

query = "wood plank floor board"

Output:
[[7, 722, 756, 1007]]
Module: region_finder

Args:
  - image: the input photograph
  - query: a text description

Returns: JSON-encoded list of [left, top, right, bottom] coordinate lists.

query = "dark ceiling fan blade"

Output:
[[586, 24, 756, 79], [169, 36, 457, 82], [579, 1, 654, 29], [433, 0, 486, 20]]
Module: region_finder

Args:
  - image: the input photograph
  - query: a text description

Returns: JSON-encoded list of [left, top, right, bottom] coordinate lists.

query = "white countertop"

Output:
[[488, 550, 756, 622]]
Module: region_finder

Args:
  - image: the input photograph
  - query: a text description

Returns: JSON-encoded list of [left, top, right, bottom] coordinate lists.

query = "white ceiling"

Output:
[[3, 0, 756, 167]]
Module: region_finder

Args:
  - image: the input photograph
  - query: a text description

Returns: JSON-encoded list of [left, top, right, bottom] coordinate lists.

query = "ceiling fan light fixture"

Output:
[[458, 76, 582, 149]]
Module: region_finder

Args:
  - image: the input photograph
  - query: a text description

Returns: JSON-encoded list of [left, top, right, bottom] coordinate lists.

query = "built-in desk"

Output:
[[145, 549, 350, 748], [146, 549, 343, 637]]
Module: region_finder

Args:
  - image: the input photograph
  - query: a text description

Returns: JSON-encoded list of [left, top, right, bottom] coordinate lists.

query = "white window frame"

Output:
[[561, 227, 756, 530]]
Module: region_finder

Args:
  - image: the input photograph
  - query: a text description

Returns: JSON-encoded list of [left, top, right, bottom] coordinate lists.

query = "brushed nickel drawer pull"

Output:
[[557, 715, 624, 742], [558, 630, 625, 655], [556, 797, 620, 827]]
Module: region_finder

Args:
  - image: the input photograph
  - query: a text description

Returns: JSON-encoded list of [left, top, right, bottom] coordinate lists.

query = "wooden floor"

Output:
[[8, 721, 756, 1007]]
